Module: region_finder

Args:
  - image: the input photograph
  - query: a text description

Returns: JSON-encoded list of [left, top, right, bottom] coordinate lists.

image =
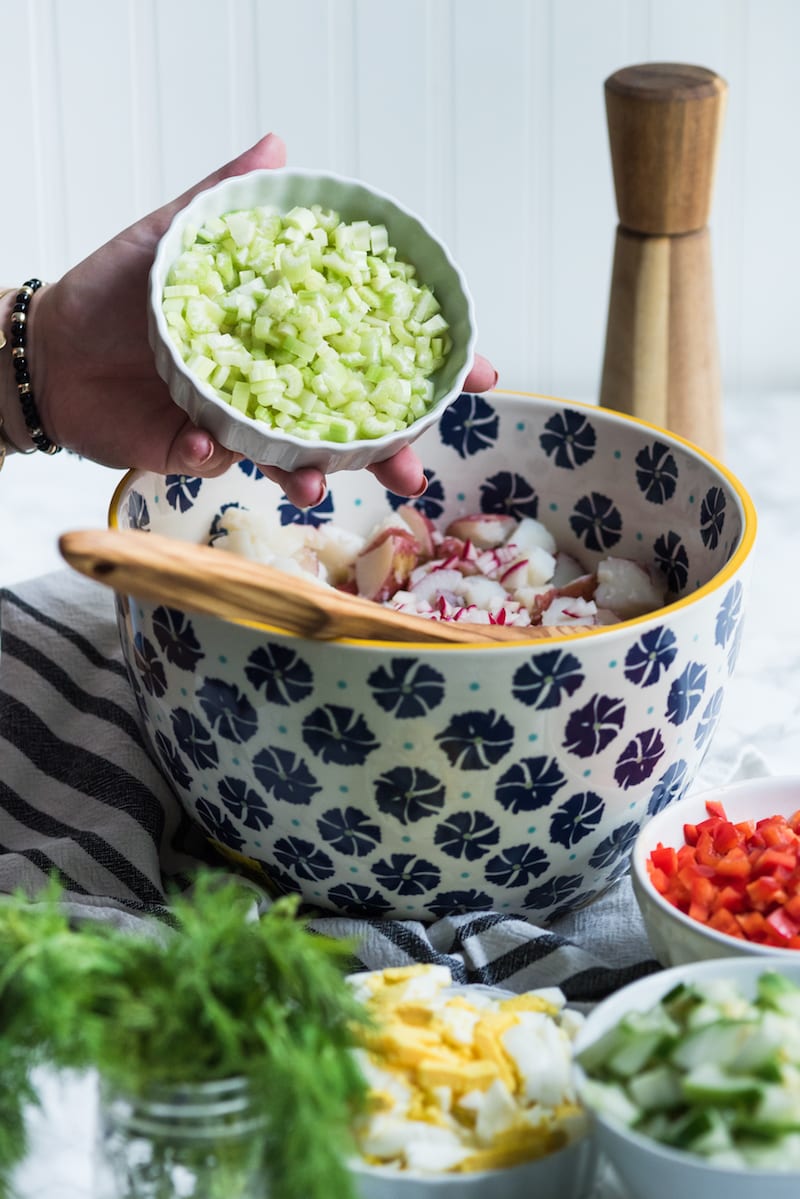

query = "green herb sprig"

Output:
[[0, 874, 368, 1199]]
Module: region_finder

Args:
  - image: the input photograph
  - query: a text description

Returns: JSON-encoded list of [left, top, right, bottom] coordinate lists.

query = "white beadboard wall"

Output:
[[1, 0, 799, 397]]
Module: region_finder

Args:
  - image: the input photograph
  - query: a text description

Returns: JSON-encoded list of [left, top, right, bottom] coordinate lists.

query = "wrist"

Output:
[[0, 288, 35, 452], [0, 281, 59, 455]]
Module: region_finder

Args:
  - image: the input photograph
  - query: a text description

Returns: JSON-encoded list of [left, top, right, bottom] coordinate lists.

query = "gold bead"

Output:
[[11, 346, 25, 360], [19, 382, 31, 395], [10, 310, 26, 325]]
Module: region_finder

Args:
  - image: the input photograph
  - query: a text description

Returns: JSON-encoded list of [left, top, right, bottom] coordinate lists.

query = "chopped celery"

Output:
[[163, 202, 451, 444]]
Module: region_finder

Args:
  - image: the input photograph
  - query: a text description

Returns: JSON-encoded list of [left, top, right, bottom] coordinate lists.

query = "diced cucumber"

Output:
[[680, 1063, 764, 1106]]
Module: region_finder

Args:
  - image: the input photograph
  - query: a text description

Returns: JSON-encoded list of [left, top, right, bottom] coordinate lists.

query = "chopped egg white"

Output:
[[348, 964, 587, 1176]]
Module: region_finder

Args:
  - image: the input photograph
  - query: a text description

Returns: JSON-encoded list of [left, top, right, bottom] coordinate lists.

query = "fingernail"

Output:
[[193, 435, 215, 467], [409, 475, 428, 499], [302, 482, 327, 510], [491, 369, 499, 388]]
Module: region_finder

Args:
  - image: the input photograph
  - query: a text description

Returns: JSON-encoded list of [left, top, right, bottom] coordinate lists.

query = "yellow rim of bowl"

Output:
[[108, 391, 757, 649]]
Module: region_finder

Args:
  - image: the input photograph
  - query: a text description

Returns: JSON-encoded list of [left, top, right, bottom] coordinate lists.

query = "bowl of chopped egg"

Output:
[[148, 167, 476, 474], [347, 964, 596, 1198], [107, 388, 756, 921]]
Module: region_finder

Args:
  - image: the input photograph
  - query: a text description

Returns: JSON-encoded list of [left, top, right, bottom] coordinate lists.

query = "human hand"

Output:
[[29, 134, 496, 507]]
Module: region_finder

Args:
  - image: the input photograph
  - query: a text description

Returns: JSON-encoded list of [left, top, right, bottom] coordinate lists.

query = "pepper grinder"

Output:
[[599, 63, 728, 457]]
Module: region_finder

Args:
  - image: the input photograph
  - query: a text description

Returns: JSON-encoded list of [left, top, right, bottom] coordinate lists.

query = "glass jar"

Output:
[[94, 1075, 269, 1199]]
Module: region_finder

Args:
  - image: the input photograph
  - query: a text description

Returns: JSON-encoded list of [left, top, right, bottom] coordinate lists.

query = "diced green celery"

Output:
[[277, 363, 303, 397], [185, 353, 215, 382], [164, 284, 200, 299], [231, 381, 252, 413], [370, 224, 389, 254]]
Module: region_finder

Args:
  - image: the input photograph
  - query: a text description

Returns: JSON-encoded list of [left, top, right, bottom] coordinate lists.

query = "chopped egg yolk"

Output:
[[349, 964, 587, 1174]]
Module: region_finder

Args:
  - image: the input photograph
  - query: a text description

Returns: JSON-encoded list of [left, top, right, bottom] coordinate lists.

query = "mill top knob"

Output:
[[605, 63, 728, 235]]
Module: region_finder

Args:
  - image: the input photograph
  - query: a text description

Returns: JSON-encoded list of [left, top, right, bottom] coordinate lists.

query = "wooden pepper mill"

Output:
[[599, 63, 728, 457]]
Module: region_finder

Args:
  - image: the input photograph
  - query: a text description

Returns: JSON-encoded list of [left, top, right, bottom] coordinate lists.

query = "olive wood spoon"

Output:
[[59, 528, 585, 646]]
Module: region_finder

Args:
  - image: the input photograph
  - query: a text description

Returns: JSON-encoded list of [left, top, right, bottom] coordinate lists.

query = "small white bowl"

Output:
[[351, 1138, 597, 1199], [573, 957, 800, 1199], [148, 167, 477, 474], [632, 775, 800, 967]]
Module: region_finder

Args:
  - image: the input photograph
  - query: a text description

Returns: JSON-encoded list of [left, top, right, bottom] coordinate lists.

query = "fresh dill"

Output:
[[0, 874, 367, 1199]]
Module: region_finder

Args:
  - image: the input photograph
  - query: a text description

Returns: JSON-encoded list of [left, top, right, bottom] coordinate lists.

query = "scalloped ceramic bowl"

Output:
[[573, 957, 800, 1199], [148, 167, 476, 474], [109, 389, 756, 921], [350, 1137, 596, 1199], [632, 774, 800, 967]]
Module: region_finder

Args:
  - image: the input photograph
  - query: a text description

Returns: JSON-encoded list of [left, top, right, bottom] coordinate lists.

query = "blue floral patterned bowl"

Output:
[[110, 391, 756, 922]]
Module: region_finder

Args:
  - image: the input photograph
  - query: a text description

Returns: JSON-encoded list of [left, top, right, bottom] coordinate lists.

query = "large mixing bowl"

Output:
[[110, 390, 756, 921]]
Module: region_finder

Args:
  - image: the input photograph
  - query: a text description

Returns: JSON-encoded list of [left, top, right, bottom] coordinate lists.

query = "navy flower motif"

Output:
[[237, 459, 266, 480], [165, 474, 203, 513], [549, 791, 604, 848], [524, 874, 582, 913], [327, 883, 393, 916], [624, 627, 677, 687], [563, 694, 625, 758], [427, 889, 493, 917], [245, 643, 313, 706], [171, 708, 218, 770], [700, 486, 726, 550], [152, 607, 204, 671], [479, 472, 539, 521], [614, 729, 665, 789], [372, 853, 441, 896], [694, 687, 725, 752], [727, 618, 745, 676], [647, 759, 689, 817], [303, 704, 379, 765], [253, 745, 322, 805], [278, 489, 334, 528], [373, 766, 446, 824], [495, 756, 567, 813], [317, 806, 380, 856], [485, 844, 549, 888], [589, 822, 639, 870], [635, 442, 678, 504], [654, 531, 689, 593], [126, 490, 150, 530], [539, 409, 597, 469], [154, 730, 192, 791], [569, 492, 622, 552], [388, 472, 446, 521], [715, 582, 743, 647], [194, 799, 246, 851], [435, 709, 514, 770], [512, 651, 584, 709], [217, 776, 273, 831], [368, 659, 445, 718], [197, 679, 258, 743], [264, 867, 302, 897], [273, 836, 335, 882], [439, 392, 499, 458], [133, 633, 166, 698], [208, 501, 244, 542], [434, 811, 500, 861], [666, 662, 707, 726]]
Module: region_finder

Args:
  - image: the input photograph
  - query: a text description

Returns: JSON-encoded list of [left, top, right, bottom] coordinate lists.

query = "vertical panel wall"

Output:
[[1, 0, 798, 397]]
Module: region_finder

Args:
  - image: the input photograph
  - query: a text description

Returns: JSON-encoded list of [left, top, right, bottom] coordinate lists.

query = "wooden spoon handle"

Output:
[[59, 528, 583, 646]]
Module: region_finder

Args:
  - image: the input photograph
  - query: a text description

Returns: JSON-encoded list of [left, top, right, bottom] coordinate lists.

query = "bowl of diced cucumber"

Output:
[[574, 958, 800, 1198], [149, 167, 477, 473]]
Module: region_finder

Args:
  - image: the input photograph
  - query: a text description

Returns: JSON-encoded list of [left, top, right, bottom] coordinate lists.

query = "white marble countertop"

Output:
[[4, 390, 799, 1198]]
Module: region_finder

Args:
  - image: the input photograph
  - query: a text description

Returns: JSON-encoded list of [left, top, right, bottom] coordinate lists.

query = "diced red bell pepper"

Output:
[[649, 843, 679, 876], [766, 907, 800, 942]]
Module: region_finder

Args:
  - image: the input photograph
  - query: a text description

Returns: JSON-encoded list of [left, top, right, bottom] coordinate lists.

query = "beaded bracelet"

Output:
[[9, 279, 60, 455]]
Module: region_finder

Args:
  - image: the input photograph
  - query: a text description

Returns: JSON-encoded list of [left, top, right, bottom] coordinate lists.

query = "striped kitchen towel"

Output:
[[0, 569, 661, 1000]]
